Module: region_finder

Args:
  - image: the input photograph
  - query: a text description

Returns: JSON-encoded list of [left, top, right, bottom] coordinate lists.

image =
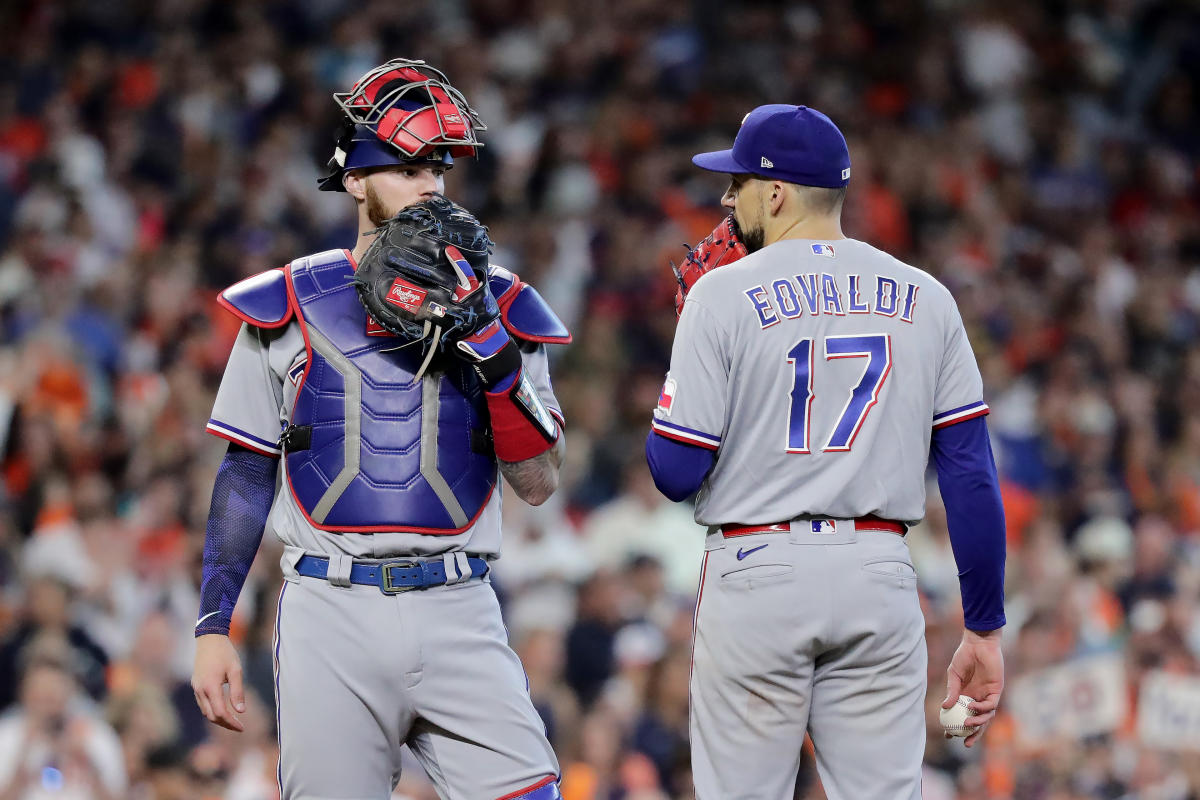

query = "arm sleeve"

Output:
[[645, 429, 716, 502], [930, 416, 1006, 631], [195, 444, 278, 637], [650, 299, 728, 450]]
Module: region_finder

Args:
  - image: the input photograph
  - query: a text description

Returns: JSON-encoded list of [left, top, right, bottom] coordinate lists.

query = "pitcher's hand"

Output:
[[942, 628, 1004, 747]]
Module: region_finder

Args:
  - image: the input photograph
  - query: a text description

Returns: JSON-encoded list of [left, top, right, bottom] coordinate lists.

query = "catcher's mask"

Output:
[[318, 59, 486, 192]]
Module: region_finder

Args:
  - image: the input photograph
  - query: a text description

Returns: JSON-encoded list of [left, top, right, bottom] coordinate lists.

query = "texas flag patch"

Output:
[[656, 376, 677, 416], [812, 243, 836, 258]]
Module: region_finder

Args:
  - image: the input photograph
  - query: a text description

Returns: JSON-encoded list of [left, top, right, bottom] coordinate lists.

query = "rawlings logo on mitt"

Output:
[[386, 280, 429, 312], [672, 215, 749, 316]]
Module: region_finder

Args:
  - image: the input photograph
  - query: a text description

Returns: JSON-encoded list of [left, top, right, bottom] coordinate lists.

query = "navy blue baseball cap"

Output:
[[692, 104, 851, 188]]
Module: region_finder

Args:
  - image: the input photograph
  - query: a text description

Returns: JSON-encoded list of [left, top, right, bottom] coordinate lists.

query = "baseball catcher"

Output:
[[194, 58, 568, 800]]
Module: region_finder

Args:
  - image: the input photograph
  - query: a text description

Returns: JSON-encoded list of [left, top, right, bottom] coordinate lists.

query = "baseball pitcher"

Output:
[[647, 105, 1007, 799], [191, 60, 568, 800]]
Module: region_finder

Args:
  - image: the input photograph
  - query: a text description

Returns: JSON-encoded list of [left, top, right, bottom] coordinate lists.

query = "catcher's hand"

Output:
[[353, 194, 505, 379], [672, 215, 749, 315]]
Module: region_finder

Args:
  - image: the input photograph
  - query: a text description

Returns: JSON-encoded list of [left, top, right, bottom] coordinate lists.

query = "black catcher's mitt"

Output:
[[354, 194, 499, 378]]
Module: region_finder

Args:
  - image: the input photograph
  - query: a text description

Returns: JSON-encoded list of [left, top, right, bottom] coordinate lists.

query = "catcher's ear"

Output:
[[343, 169, 368, 201]]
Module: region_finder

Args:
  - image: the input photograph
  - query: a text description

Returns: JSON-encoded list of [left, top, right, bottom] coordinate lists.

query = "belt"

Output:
[[722, 515, 906, 537], [295, 554, 489, 594]]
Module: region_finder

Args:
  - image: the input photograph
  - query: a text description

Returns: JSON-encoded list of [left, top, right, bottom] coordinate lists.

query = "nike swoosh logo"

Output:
[[736, 544, 769, 560], [194, 611, 221, 629]]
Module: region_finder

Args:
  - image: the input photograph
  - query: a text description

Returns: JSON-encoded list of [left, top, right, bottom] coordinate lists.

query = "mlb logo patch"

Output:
[[656, 376, 677, 416], [812, 243, 836, 258], [387, 278, 427, 313], [811, 519, 838, 534]]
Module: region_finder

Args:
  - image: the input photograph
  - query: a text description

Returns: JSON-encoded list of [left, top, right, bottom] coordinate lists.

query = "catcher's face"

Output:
[[357, 164, 447, 226], [722, 174, 766, 253]]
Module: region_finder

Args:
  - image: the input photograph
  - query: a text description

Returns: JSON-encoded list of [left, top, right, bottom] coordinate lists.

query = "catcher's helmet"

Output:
[[318, 59, 486, 192]]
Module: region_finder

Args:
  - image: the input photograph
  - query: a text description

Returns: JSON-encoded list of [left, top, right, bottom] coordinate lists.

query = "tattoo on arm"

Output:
[[499, 436, 564, 505]]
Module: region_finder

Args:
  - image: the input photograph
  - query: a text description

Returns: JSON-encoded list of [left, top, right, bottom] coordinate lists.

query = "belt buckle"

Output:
[[380, 560, 421, 594]]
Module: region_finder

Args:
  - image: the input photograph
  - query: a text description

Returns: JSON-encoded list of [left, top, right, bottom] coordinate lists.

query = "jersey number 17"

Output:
[[786, 334, 892, 453]]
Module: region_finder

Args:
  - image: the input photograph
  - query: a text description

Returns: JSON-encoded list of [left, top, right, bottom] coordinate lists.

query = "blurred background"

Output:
[[0, 0, 1199, 797]]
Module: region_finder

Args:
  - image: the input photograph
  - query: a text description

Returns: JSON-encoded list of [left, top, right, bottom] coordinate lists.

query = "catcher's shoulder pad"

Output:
[[488, 265, 572, 345], [217, 268, 293, 328]]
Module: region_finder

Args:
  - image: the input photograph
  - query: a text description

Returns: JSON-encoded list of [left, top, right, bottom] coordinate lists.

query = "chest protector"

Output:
[[284, 250, 496, 533]]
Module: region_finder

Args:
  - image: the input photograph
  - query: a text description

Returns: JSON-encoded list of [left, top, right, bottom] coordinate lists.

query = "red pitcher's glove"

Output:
[[672, 215, 749, 316]]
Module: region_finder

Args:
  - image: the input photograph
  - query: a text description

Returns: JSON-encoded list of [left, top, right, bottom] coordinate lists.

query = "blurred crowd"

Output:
[[1, 0, 1199, 798]]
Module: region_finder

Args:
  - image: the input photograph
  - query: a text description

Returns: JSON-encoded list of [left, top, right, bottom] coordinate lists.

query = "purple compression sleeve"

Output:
[[930, 416, 1007, 631], [195, 444, 278, 636], [645, 429, 715, 502]]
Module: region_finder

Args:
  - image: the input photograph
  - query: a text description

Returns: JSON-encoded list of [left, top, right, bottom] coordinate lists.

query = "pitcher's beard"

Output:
[[740, 221, 765, 253]]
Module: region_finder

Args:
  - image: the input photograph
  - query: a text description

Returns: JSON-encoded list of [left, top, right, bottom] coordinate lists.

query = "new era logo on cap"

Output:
[[761, 156, 774, 169]]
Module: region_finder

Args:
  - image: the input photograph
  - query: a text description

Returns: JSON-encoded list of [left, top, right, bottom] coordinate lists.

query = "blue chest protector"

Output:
[[284, 250, 496, 533]]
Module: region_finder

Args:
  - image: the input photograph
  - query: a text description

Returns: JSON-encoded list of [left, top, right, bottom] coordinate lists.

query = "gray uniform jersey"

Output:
[[653, 237, 987, 527], [206, 319, 561, 559]]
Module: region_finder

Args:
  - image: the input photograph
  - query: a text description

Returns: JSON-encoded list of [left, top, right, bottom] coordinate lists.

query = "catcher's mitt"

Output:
[[672, 215, 749, 315], [354, 194, 500, 379]]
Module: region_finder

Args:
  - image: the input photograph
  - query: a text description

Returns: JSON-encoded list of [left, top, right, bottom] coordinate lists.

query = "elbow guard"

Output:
[[486, 368, 560, 462]]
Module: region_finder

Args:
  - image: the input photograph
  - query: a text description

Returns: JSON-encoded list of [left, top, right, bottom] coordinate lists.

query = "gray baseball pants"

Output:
[[273, 555, 559, 800], [690, 520, 927, 800]]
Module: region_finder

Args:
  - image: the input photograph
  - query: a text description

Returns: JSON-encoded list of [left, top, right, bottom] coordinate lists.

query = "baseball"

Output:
[[939, 695, 978, 737]]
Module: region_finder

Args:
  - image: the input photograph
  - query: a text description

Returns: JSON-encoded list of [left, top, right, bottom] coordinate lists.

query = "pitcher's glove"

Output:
[[672, 215, 749, 316], [353, 194, 519, 383]]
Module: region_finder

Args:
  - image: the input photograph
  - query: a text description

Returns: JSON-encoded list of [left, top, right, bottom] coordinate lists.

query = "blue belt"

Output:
[[295, 554, 489, 595]]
